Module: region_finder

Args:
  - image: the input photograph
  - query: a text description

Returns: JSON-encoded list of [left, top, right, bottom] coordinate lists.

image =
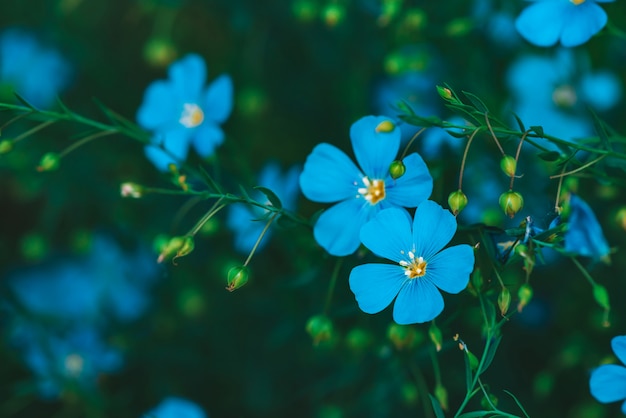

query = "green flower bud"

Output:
[[292, 0, 317, 22], [375, 119, 396, 133], [143, 38, 177, 68], [306, 315, 333, 345], [499, 189, 524, 218], [387, 323, 421, 350], [401, 382, 419, 405], [120, 182, 143, 198], [616, 207, 626, 231], [402, 8, 427, 30], [0, 140, 13, 154], [517, 283, 533, 313], [226, 266, 249, 292], [156, 236, 186, 263], [436, 85, 454, 101], [498, 287, 511, 316], [448, 189, 468, 215], [480, 393, 499, 410], [428, 322, 443, 352], [345, 328, 372, 352], [500, 155, 517, 177], [593, 284, 610, 311], [322, 4, 345, 27], [389, 160, 406, 180], [176, 236, 195, 258], [37, 152, 60, 172], [434, 383, 449, 411]]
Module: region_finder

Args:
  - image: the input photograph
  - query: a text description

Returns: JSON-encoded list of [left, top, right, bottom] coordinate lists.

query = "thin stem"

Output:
[[58, 130, 117, 158], [399, 127, 427, 160], [12, 120, 56, 143], [458, 128, 482, 190], [571, 257, 597, 287], [0, 111, 32, 133], [484, 113, 505, 156], [323, 257, 343, 315], [186, 197, 226, 237], [509, 130, 528, 190], [243, 212, 279, 267], [549, 154, 607, 179], [553, 163, 568, 214]]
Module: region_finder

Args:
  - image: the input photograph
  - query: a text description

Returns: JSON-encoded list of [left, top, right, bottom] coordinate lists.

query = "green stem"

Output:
[[243, 212, 279, 267], [323, 258, 343, 315]]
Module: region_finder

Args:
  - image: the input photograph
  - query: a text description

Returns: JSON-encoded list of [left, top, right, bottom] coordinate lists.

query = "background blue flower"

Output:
[[563, 194, 610, 262], [143, 397, 207, 418], [349, 202, 474, 324], [590, 335, 626, 414], [137, 53, 233, 171], [300, 115, 433, 256]]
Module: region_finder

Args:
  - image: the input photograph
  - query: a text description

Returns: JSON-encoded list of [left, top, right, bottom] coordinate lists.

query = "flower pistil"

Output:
[[357, 177, 386, 204], [179, 103, 205, 128], [399, 251, 427, 279]]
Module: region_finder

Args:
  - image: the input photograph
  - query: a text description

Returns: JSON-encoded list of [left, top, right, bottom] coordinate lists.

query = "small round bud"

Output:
[[143, 38, 177, 68], [436, 85, 453, 101], [500, 155, 517, 177], [37, 152, 60, 172], [120, 182, 143, 198], [291, 0, 317, 22], [226, 266, 249, 292], [480, 393, 499, 410], [499, 189, 524, 218], [498, 287, 511, 316], [387, 323, 421, 350], [593, 284, 610, 311], [389, 160, 406, 180], [0, 140, 13, 154], [448, 189, 468, 215], [375, 119, 396, 133], [401, 383, 419, 406], [517, 283, 533, 313], [322, 4, 345, 27], [306, 315, 333, 345], [428, 322, 443, 352], [345, 328, 372, 352]]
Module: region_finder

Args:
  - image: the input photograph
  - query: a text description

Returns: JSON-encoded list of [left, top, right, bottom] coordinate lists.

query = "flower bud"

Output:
[[143, 38, 177, 68], [387, 323, 421, 350], [345, 328, 372, 352], [593, 284, 610, 311], [37, 152, 60, 172], [306, 315, 333, 345], [498, 287, 511, 316], [291, 0, 317, 22], [322, 4, 345, 27], [500, 155, 517, 177], [428, 322, 443, 352], [0, 140, 12, 154], [226, 266, 249, 292], [434, 383, 449, 411], [499, 189, 524, 218], [157, 236, 186, 263], [517, 283, 533, 313], [176, 236, 195, 258], [401, 383, 419, 406], [480, 393, 498, 410], [120, 182, 143, 198], [436, 85, 454, 101], [616, 207, 626, 231], [389, 160, 406, 179], [448, 189, 468, 215], [375, 119, 396, 133]]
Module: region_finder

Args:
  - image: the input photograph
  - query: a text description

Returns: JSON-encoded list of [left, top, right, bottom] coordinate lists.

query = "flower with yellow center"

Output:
[[357, 177, 386, 204]]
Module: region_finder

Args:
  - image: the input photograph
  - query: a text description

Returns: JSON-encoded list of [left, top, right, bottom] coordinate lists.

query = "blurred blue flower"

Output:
[[227, 162, 301, 254], [0, 29, 71, 108], [563, 194, 610, 262], [349, 202, 474, 324], [590, 335, 626, 414], [300, 115, 433, 256], [143, 397, 207, 418], [137, 53, 233, 171], [515, 0, 614, 47], [418, 117, 466, 160], [10, 323, 123, 399]]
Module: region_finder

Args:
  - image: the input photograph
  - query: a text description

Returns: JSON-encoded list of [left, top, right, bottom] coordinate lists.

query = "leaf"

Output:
[[13, 92, 38, 111], [254, 186, 283, 209], [512, 112, 525, 132], [529, 125, 544, 137], [503, 389, 531, 418], [56, 97, 73, 115], [536, 151, 561, 162], [588, 108, 612, 151], [198, 166, 223, 193], [462, 91, 489, 113], [276, 214, 298, 229], [478, 335, 502, 375], [457, 412, 494, 418], [429, 394, 446, 418]]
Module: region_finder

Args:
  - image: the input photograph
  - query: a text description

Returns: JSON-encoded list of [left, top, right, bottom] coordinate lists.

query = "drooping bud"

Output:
[[434, 383, 449, 411], [0, 140, 13, 154], [389, 160, 406, 179], [175, 236, 195, 259], [500, 155, 517, 177], [499, 189, 524, 218], [428, 322, 443, 352], [515, 243, 528, 258], [592, 284, 610, 311], [387, 323, 421, 350], [448, 189, 468, 215], [375, 119, 396, 133], [156, 236, 186, 263], [37, 152, 60, 172], [226, 266, 249, 292], [306, 315, 333, 345], [517, 283, 533, 312], [498, 287, 511, 316], [120, 182, 143, 198]]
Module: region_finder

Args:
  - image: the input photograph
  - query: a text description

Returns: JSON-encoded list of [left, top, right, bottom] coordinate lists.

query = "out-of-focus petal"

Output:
[[192, 122, 224, 157], [560, 3, 607, 47], [137, 81, 179, 130], [590, 364, 626, 403], [168, 53, 206, 100], [145, 128, 191, 171], [204, 74, 233, 123], [515, 2, 564, 47]]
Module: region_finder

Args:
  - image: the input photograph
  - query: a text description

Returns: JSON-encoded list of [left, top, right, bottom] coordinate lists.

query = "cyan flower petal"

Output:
[[192, 122, 224, 157], [515, 1, 564, 47], [580, 71, 622, 112], [393, 278, 444, 324], [168, 53, 206, 100], [204, 74, 233, 123], [590, 364, 626, 403], [349, 264, 406, 314], [145, 128, 191, 171], [313, 198, 372, 256], [300, 143, 361, 203], [360, 207, 413, 263], [612, 336, 626, 366], [425, 245, 474, 294], [565, 194, 610, 261], [137, 81, 179, 130], [560, 2, 607, 47], [144, 397, 207, 418], [384, 153, 433, 208], [350, 115, 401, 179], [412, 201, 457, 259]]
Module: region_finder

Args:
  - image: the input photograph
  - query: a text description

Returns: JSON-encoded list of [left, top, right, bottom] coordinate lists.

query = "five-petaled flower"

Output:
[[299, 115, 433, 256], [590, 335, 626, 414], [349, 201, 474, 324], [515, 0, 614, 48], [137, 53, 233, 171]]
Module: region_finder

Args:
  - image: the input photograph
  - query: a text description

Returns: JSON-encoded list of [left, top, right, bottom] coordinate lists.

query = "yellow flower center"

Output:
[[64, 353, 84, 377], [569, 0, 585, 5], [399, 251, 427, 279], [357, 177, 386, 204], [179, 103, 205, 128]]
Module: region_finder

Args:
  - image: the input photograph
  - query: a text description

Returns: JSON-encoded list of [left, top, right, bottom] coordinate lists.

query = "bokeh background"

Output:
[[1, 0, 626, 417]]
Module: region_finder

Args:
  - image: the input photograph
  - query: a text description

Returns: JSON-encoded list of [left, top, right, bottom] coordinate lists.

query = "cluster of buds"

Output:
[[156, 236, 195, 264]]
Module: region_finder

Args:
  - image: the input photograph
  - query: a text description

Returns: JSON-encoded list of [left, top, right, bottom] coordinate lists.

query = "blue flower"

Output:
[[349, 201, 474, 324], [515, 0, 614, 47], [299, 116, 433, 256], [563, 194, 610, 262], [137, 53, 233, 171], [226, 162, 301, 254], [143, 397, 207, 418], [0, 29, 71, 108], [590, 335, 626, 414]]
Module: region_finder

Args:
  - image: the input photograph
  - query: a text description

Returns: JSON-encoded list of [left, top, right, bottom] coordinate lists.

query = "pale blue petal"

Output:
[[425, 245, 474, 294], [590, 365, 626, 403], [168, 54, 206, 100], [349, 263, 406, 314], [560, 3, 607, 47], [350, 115, 401, 179], [612, 336, 626, 366], [360, 208, 413, 263], [145, 128, 191, 171], [137, 80, 179, 130], [191, 122, 224, 157], [580, 71, 621, 112], [412, 201, 457, 259], [143, 397, 207, 418], [385, 153, 433, 207], [393, 278, 444, 324], [300, 143, 362, 203], [565, 194, 610, 260], [203, 74, 233, 123], [227, 203, 269, 254], [313, 198, 372, 256], [515, 2, 565, 47]]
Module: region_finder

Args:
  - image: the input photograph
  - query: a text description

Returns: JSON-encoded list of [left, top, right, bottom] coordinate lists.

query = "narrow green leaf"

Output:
[[503, 389, 530, 418], [462, 91, 489, 113], [478, 335, 502, 375], [512, 112, 525, 132], [429, 394, 446, 418], [254, 186, 283, 209], [198, 166, 223, 193], [529, 125, 544, 137], [56, 97, 73, 115], [457, 411, 494, 418], [588, 108, 612, 151], [13, 92, 38, 111]]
